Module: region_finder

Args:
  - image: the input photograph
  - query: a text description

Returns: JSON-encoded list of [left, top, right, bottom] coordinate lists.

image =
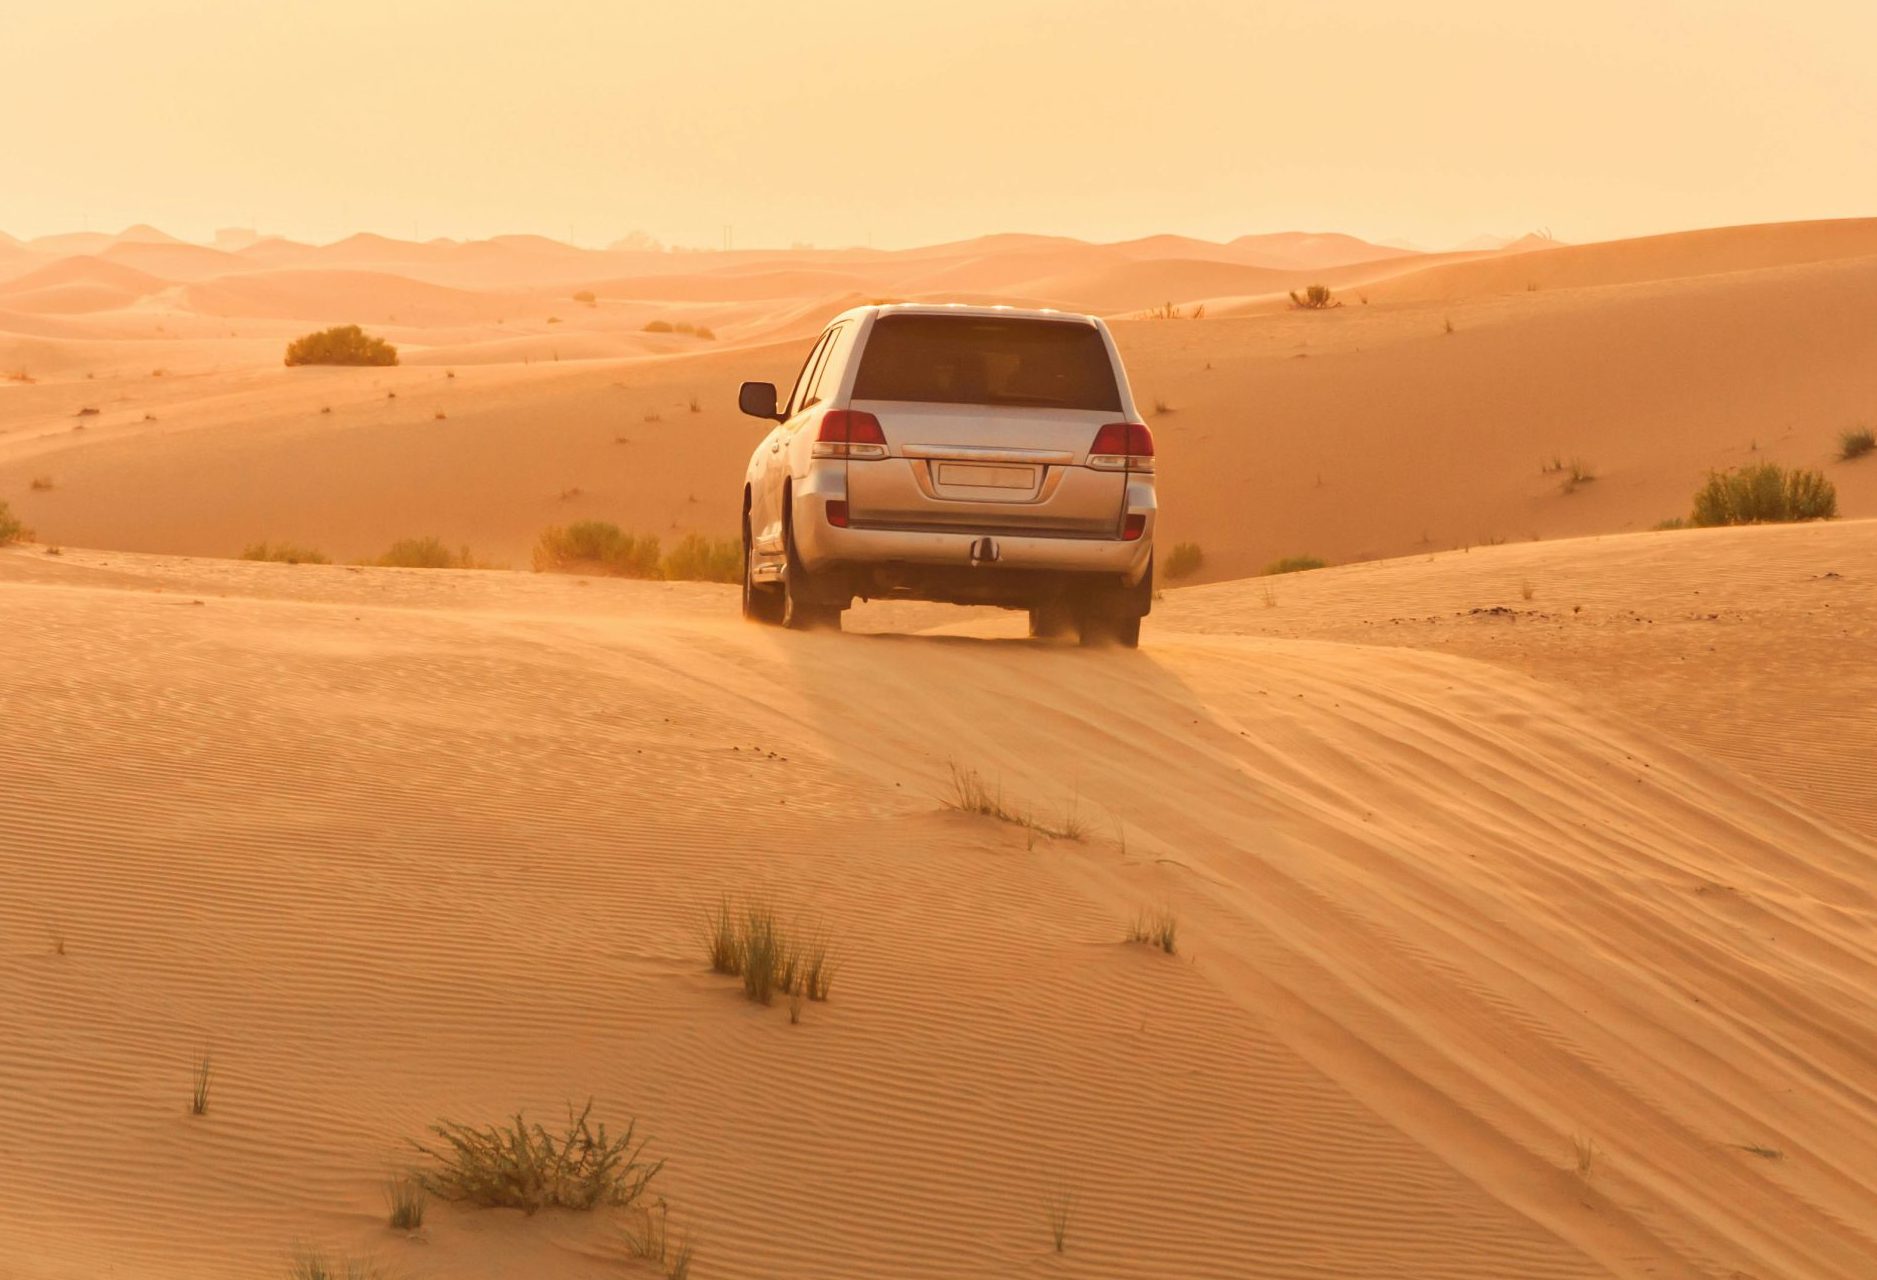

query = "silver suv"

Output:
[[738, 304, 1156, 646]]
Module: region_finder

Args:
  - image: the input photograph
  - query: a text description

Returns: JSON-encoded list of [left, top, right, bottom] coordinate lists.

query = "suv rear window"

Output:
[[852, 315, 1121, 411]]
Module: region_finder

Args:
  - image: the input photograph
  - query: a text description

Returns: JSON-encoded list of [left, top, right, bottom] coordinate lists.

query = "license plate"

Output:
[[936, 463, 1035, 490]]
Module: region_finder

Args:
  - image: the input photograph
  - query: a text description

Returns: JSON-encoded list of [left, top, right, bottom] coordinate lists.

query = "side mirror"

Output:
[[739, 381, 781, 421]]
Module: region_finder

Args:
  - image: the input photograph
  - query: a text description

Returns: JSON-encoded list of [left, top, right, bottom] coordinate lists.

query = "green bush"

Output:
[[374, 536, 480, 569], [1689, 463, 1837, 527], [661, 532, 741, 583], [0, 500, 27, 545], [241, 541, 330, 565], [1163, 542, 1204, 580], [533, 521, 661, 577], [1841, 427, 1875, 461], [283, 324, 398, 367], [1262, 555, 1327, 576]]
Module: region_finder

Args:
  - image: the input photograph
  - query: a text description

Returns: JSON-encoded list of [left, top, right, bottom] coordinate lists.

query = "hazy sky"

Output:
[[5, 0, 1873, 250]]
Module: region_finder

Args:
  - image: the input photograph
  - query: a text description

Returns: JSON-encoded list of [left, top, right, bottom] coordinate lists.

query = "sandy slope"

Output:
[[2, 522, 1874, 1280]]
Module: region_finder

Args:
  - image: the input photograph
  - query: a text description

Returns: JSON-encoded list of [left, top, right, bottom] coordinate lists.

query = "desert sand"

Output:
[[3, 221, 1876, 1279]]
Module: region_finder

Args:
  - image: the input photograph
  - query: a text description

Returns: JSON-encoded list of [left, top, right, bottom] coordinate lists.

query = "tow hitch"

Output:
[[969, 536, 1000, 566]]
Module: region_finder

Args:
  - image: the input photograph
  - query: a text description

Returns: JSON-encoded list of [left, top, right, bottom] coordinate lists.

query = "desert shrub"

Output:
[[242, 541, 331, 565], [1164, 542, 1204, 580], [413, 1101, 662, 1215], [283, 325, 398, 368], [694, 326, 715, 340], [1841, 427, 1875, 461], [1262, 555, 1326, 575], [661, 532, 741, 583], [1288, 284, 1339, 310], [374, 536, 479, 569], [0, 501, 28, 545], [643, 320, 674, 334], [1653, 516, 1687, 531], [1689, 464, 1837, 527], [573, 289, 597, 305], [532, 521, 662, 577]]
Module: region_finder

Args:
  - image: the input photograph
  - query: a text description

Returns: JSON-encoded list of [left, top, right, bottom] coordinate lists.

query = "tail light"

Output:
[[1122, 513, 1147, 541], [1088, 422, 1155, 472], [826, 499, 850, 528], [811, 410, 888, 460]]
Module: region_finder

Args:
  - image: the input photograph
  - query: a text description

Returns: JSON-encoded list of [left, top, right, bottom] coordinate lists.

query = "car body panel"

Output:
[[743, 304, 1156, 610]]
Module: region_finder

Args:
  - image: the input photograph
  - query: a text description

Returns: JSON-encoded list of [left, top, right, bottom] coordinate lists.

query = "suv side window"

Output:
[[784, 329, 834, 419], [803, 321, 858, 412]]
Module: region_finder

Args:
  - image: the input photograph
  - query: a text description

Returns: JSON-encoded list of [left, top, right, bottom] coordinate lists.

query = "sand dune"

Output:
[[1366, 217, 1877, 303], [7, 220, 1875, 571], [182, 269, 520, 326], [2, 520, 1873, 1279]]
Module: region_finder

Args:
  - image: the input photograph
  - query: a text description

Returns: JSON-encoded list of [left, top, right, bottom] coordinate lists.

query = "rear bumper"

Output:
[[791, 467, 1155, 591]]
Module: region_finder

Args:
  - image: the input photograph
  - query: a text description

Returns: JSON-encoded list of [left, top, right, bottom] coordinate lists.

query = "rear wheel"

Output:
[[1078, 612, 1141, 648], [781, 511, 842, 632], [1027, 600, 1074, 640], [1075, 559, 1150, 650]]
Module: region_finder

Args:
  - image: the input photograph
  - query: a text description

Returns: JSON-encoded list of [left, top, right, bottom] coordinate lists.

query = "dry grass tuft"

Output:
[[243, 541, 331, 566], [289, 1249, 381, 1280], [1046, 1186, 1074, 1253], [0, 502, 31, 545], [1572, 1133, 1598, 1182], [386, 1175, 427, 1230], [1288, 284, 1340, 310], [371, 537, 485, 569], [1262, 555, 1326, 576], [623, 1200, 694, 1279], [1126, 907, 1179, 955], [1561, 460, 1596, 494], [943, 762, 1085, 841], [190, 1051, 213, 1116], [29, 475, 53, 491], [701, 896, 836, 1008], [413, 1100, 663, 1215], [1837, 427, 1874, 461]]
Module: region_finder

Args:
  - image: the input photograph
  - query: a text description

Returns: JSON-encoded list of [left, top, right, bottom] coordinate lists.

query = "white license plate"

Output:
[[936, 463, 1035, 490]]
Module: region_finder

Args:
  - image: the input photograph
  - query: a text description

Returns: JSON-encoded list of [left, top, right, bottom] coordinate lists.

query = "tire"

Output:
[[1076, 559, 1150, 649], [780, 510, 842, 632], [1079, 612, 1141, 649], [1028, 600, 1074, 640], [741, 522, 782, 624]]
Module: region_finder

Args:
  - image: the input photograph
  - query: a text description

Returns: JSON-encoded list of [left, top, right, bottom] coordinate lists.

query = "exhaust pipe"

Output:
[[969, 536, 1000, 566]]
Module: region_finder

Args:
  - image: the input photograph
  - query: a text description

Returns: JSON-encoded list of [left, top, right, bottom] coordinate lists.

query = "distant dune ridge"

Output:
[[1, 216, 1871, 574]]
